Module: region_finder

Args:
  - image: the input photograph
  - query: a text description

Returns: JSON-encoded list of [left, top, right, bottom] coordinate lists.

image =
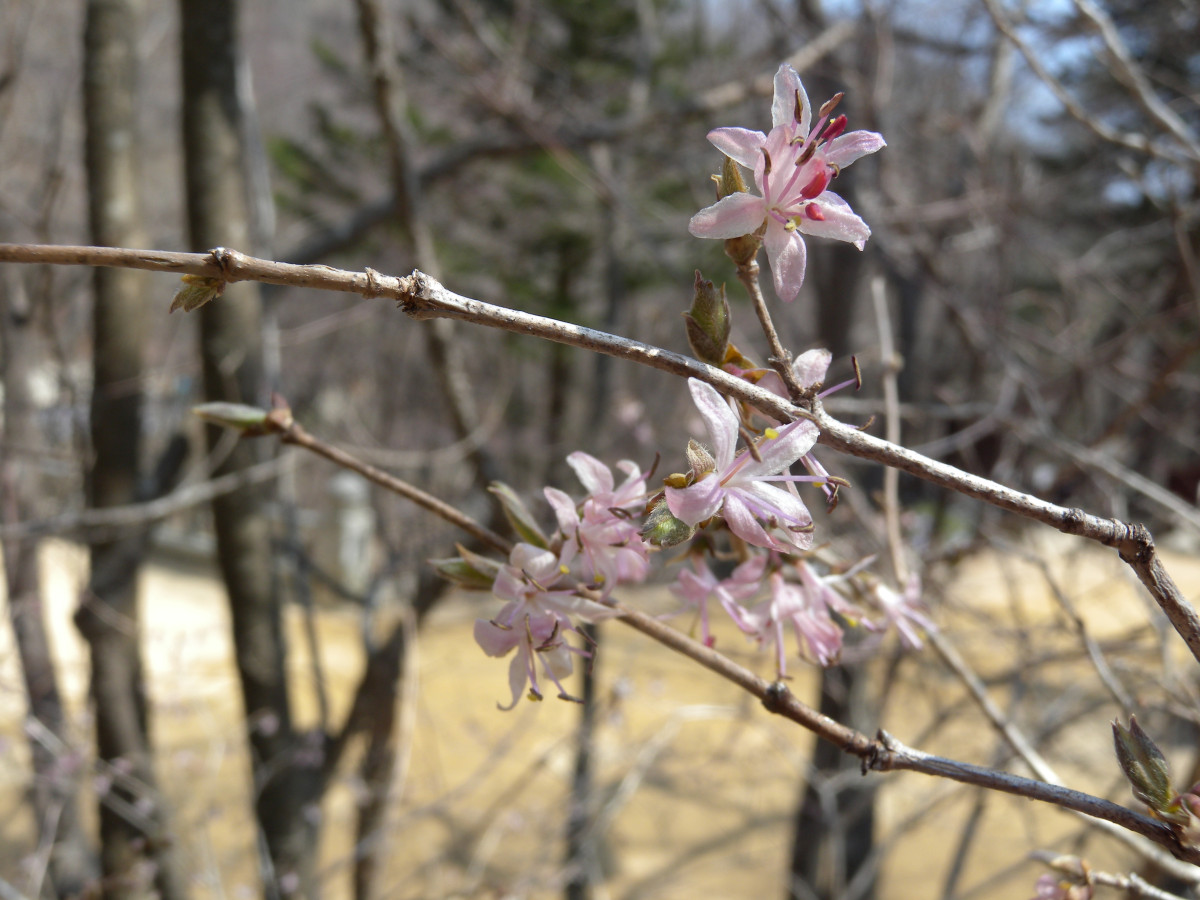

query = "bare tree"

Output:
[[180, 1, 317, 896], [81, 2, 189, 896], [1, 270, 96, 900]]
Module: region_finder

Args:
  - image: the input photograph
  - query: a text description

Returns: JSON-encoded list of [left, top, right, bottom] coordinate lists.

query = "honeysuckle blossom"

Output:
[[665, 378, 818, 552], [742, 571, 845, 673], [670, 553, 765, 647], [545, 452, 650, 594], [475, 542, 617, 708], [871, 573, 935, 649], [474, 607, 585, 710], [689, 64, 885, 302], [727, 347, 853, 509]]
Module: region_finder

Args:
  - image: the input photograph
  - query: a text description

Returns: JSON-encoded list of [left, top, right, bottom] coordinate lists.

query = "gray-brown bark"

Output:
[[180, 1, 317, 896], [81, 2, 188, 897], [1, 272, 96, 900]]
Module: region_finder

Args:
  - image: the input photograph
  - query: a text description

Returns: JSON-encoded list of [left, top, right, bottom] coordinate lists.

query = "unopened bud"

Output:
[[193, 402, 273, 436], [716, 154, 747, 199], [1112, 716, 1189, 825], [685, 439, 715, 479], [639, 497, 696, 548], [684, 272, 731, 365]]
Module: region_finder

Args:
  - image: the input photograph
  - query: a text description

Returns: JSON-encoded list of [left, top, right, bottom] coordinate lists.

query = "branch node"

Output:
[[207, 246, 237, 279], [362, 266, 383, 299], [761, 680, 791, 713]]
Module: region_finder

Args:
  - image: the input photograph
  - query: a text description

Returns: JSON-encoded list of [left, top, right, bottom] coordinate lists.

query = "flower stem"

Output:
[[735, 258, 805, 400]]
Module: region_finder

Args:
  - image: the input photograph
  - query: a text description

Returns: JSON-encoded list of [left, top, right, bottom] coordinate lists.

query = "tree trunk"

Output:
[[1, 274, 97, 900], [180, 2, 317, 896], [789, 665, 877, 900], [81, 3, 189, 897]]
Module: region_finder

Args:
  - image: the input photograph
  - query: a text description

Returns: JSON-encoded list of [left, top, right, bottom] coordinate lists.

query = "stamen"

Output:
[[821, 114, 847, 142], [818, 92, 844, 119], [799, 169, 831, 199], [793, 89, 805, 124], [805, 204, 825, 221], [796, 141, 819, 165]]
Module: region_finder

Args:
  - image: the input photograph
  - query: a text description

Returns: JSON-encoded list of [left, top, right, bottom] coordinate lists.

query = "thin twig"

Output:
[[737, 258, 804, 399], [242, 410, 1200, 863], [4, 240, 1199, 669], [870, 276, 907, 582]]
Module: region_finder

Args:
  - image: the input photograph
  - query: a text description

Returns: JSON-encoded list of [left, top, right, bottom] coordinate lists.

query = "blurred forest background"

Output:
[[1, 0, 1199, 899]]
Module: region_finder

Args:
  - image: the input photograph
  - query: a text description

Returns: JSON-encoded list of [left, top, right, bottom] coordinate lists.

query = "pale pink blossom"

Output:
[[742, 571, 845, 674], [476, 542, 616, 708], [689, 64, 885, 302], [665, 378, 818, 552], [545, 452, 650, 594], [872, 573, 935, 649], [474, 608, 585, 710], [670, 554, 765, 647]]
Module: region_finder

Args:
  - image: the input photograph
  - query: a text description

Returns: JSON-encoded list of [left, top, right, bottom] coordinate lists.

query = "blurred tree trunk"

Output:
[[180, 2, 317, 897], [80, 2, 189, 897], [1, 273, 97, 900], [789, 665, 877, 900]]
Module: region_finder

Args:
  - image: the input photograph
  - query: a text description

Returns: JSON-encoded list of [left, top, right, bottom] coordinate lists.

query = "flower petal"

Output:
[[544, 486, 579, 535], [771, 63, 809, 132], [792, 348, 832, 387], [763, 220, 808, 302], [687, 378, 739, 467], [721, 491, 785, 550], [707, 127, 767, 169], [565, 451, 614, 496], [665, 477, 724, 527], [748, 419, 819, 474], [797, 191, 871, 248], [474, 618, 519, 657], [823, 130, 886, 168], [689, 192, 767, 240]]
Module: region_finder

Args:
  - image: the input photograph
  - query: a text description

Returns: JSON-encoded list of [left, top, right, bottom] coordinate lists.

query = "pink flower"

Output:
[[742, 571, 845, 674], [670, 554, 765, 647], [545, 452, 650, 594], [665, 378, 818, 552], [872, 573, 935, 650], [1031, 874, 1093, 900], [476, 542, 617, 708], [689, 64, 885, 302], [474, 608, 584, 710]]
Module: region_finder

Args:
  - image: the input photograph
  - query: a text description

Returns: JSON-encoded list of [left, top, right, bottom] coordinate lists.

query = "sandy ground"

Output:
[[2, 535, 1200, 899]]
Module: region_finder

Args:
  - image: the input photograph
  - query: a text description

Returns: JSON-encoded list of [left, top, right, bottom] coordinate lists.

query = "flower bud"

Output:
[[712, 155, 762, 268], [639, 497, 696, 548], [1112, 716, 1190, 826], [716, 154, 747, 199], [684, 272, 731, 366], [685, 439, 715, 479]]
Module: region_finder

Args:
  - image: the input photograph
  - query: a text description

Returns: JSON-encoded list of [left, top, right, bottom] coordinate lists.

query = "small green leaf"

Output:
[[170, 274, 225, 313], [193, 402, 272, 435], [429, 550, 500, 591], [489, 481, 550, 549]]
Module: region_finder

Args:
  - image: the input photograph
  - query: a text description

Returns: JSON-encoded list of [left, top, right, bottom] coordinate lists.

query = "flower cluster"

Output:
[[473, 453, 650, 709], [461, 62, 924, 706], [689, 63, 885, 302]]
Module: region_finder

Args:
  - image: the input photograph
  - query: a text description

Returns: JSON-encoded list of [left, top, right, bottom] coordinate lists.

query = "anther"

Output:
[[818, 92, 844, 119]]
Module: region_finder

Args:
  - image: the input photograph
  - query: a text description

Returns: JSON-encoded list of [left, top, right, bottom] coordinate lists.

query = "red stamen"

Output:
[[799, 168, 831, 199], [805, 204, 825, 221], [822, 114, 847, 142]]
